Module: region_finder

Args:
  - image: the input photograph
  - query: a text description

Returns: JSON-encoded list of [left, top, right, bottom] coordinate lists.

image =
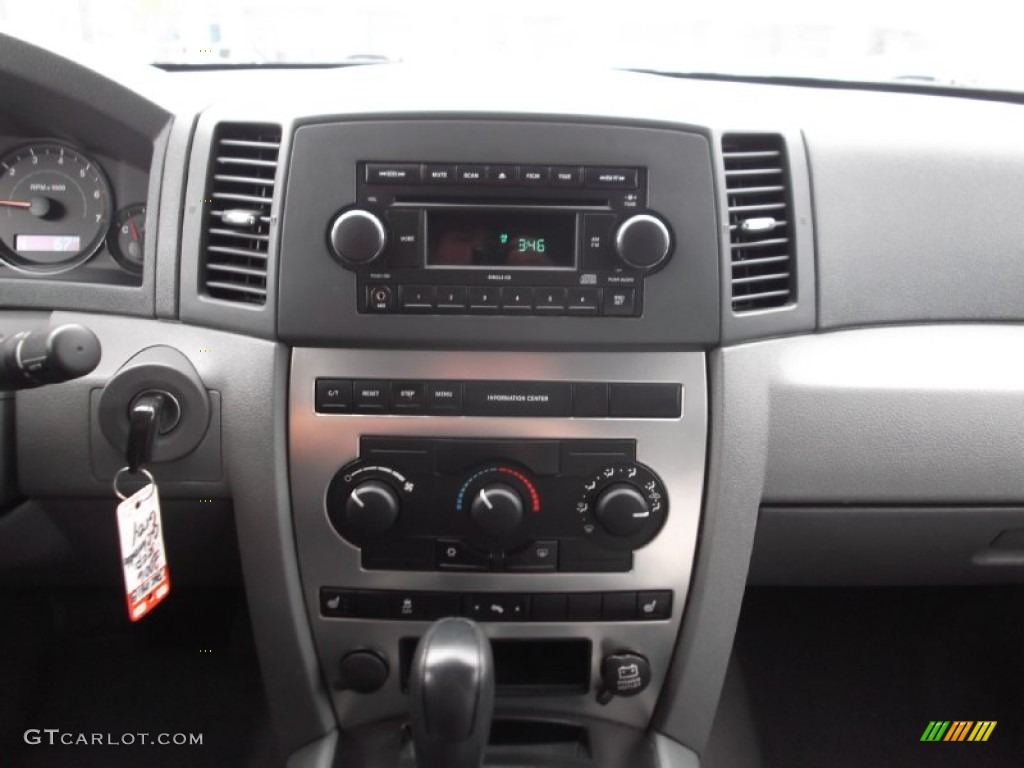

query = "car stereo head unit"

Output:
[[326, 162, 674, 318]]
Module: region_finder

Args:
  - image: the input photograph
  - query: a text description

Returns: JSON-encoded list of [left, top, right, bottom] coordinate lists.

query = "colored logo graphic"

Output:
[[920, 721, 996, 742]]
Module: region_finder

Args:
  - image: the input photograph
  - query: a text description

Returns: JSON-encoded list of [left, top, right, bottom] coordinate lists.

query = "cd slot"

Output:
[[393, 196, 611, 210]]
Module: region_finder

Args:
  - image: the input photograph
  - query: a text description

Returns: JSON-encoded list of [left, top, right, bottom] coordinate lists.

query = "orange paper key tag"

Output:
[[116, 481, 171, 622]]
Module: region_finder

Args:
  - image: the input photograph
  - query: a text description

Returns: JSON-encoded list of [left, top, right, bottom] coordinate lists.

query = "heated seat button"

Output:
[[320, 588, 356, 617], [637, 590, 673, 620], [436, 540, 489, 571], [390, 381, 425, 411], [505, 541, 558, 571], [315, 379, 353, 413]]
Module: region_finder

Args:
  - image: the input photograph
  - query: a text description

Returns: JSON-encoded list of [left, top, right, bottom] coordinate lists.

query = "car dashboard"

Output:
[[3, 32, 1024, 768]]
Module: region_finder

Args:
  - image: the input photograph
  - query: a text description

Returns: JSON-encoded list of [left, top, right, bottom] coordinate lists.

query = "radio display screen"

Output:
[[426, 210, 576, 270]]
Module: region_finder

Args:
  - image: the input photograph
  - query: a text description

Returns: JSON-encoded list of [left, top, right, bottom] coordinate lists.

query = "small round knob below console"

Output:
[[593, 483, 650, 537], [343, 479, 400, 542], [614, 213, 672, 271], [336, 649, 389, 694], [470, 483, 524, 537], [328, 208, 387, 267]]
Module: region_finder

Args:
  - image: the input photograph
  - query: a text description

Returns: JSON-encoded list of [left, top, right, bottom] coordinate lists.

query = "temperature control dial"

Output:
[[577, 463, 667, 551], [470, 483, 524, 537]]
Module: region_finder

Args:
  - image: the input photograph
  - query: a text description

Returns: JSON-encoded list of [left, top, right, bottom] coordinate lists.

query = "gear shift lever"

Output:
[[409, 617, 494, 768]]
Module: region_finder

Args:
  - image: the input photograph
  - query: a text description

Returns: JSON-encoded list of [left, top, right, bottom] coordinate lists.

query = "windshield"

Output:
[[1, 0, 1020, 92]]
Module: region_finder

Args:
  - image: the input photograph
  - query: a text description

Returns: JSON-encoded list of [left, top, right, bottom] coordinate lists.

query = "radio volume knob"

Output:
[[614, 214, 672, 271], [329, 209, 387, 267]]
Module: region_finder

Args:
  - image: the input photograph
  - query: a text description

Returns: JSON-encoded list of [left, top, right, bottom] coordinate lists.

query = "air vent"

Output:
[[722, 134, 794, 312], [200, 123, 281, 306]]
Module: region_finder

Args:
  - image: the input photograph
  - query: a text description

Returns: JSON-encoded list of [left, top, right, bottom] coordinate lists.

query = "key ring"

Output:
[[113, 466, 155, 502]]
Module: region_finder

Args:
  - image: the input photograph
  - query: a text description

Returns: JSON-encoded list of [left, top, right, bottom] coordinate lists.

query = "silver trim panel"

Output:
[[289, 348, 707, 729]]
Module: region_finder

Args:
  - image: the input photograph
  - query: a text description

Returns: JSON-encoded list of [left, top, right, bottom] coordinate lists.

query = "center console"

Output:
[[280, 118, 718, 740]]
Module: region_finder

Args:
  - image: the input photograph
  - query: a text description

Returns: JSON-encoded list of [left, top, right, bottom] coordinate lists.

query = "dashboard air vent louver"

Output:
[[201, 123, 281, 306], [722, 134, 794, 312]]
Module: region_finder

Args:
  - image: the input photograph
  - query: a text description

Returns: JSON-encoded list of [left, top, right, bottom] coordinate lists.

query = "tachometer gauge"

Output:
[[110, 204, 146, 273], [0, 142, 112, 273]]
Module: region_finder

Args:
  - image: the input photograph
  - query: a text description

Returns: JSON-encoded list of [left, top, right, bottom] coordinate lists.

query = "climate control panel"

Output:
[[325, 436, 668, 573]]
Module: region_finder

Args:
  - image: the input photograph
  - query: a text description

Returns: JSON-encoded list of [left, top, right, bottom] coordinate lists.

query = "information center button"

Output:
[[464, 381, 572, 417]]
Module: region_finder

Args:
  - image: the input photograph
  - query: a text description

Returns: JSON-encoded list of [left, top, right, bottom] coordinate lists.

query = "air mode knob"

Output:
[[469, 482, 524, 537], [614, 213, 672, 271], [344, 479, 400, 542], [593, 483, 651, 538], [329, 208, 387, 266]]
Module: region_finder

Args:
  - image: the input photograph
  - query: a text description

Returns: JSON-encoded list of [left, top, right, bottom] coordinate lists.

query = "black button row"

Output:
[[366, 163, 638, 190], [315, 379, 682, 419], [367, 284, 637, 317], [320, 587, 672, 622]]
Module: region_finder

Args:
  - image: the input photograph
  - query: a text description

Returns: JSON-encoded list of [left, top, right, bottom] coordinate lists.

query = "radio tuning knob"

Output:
[[329, 209, 387, 267], [614, 213, 672, 271], [470, 482, 524, 537]]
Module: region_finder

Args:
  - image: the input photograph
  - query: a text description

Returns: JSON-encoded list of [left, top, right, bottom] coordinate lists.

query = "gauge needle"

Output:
[[0, 199, 31, 208], [129, 218, 140, 241]]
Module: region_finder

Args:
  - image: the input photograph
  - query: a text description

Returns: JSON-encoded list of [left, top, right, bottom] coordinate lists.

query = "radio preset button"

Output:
[[400, 285, 435, 312], [585, 167, 639, 189], [535, 287, 566, 312], [366, 285, 395, 312], [500, 286, 533, 311], [468, 286, 500, 311], [366, 163, 421, 184], [551, 166, 583, 186], [567, 288, 601, 314], [423, 164, 457, 183], [520, 166, 550, 184], [456, 165, 486, 183], [436, 285, 468, 311]]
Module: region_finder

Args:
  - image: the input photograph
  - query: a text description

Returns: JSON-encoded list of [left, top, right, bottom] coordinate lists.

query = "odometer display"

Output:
[[0, 143, 112, 273]]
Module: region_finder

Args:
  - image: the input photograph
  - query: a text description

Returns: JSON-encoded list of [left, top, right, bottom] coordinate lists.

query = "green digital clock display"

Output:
[[428, 210, 575, 269]]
